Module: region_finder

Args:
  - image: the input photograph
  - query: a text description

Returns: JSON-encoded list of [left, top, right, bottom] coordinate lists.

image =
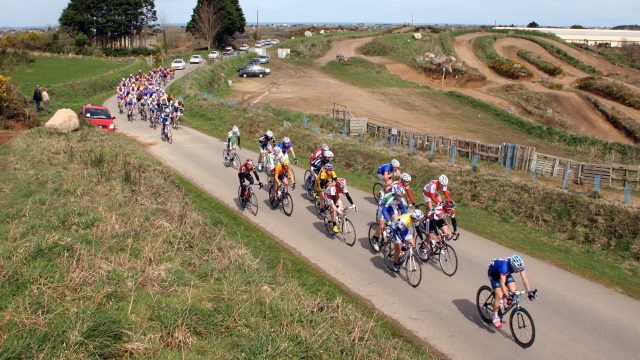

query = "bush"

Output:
[[0, 75, 36, 128], [517, 49, 563, 76], [517, 36, 600, 74], [473, 36, 532, 79], [576, 76, 640, 109]]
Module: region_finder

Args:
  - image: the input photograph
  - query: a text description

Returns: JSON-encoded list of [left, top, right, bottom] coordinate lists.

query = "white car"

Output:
[[207, 51, 220, 60], [189, 55, 203, 64], [239, 44, 249, 51], [171, 59, 186, 70]]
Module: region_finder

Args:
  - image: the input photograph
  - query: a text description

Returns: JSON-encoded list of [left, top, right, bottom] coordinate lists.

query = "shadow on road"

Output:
[[364, 196, 377, 205], [452, 298, 496, 332], [312, 221, 333, 239]]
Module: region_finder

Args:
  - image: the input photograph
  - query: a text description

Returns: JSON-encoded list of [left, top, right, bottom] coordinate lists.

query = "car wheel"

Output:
[[242, 73, 247, 78], [259, 73, 263, 78]]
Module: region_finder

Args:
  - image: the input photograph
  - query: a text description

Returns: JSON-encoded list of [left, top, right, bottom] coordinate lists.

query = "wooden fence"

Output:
[[357, 118, 640, 189]]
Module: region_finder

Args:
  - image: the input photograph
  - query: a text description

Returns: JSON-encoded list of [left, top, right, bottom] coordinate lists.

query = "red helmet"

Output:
[[245, 159, 254, 170], [336, 178, 346, 189]]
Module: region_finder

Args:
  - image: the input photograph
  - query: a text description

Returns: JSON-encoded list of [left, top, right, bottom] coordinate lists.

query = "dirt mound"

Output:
[[315, 37, 373, 67]]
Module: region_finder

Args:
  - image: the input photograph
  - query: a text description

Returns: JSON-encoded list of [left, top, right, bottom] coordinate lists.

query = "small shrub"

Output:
[[517, 49, 563, 76], [576, 76, 640, 110], [473, 36, 532, 79]]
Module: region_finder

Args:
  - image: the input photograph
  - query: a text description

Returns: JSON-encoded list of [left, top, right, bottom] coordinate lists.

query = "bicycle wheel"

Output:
[[167, 129, 172, 144], [342, 218, 357, 246], [382, 242, 396, 273], [323, 212, 333, 235], [439, 243, 458, 276], [404, 251, 422, 288], [414, 227, 432, 262], [268, 184, 277, 209], [223, 149, 230, 166], [476, 285, 495, 324], [281, 193, 293, 216], [303, 170, 311, 189], [368, 223, 382, 253], [372, 182, 382, 202], [232, 153, 240, 168], [248, 192, 259, 216], [510, 307, 536, 348], [314, 198, 324, 217]]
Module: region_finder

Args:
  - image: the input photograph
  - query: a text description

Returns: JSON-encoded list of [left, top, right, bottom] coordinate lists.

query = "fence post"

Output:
[[390, 128, 398, 151], [341, 127, 348, 137], [624, 182, 633, 205], [449, 146, 458, 165], [594, 175, 601, 193], [562, 167, 570, 189], [408, 134, 416, 156], [530, 157, 537, 182], [471, 153, 479, 172], [429, 142, 436, 161], [504, 145, 514, 177], [301, 115, 309, 128]]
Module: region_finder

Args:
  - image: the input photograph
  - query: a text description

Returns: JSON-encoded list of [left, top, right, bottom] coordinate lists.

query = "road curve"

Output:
[[104, 64, 640, 359]]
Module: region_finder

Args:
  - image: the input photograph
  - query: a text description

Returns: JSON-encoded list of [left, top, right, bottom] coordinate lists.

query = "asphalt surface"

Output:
[[105, 63, 640, 359]]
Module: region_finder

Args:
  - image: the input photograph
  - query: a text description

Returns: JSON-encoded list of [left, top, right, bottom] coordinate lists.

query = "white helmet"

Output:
[[324, 150, 334, 159], [273, 146, 282, 156], [438, 174, 449, 187], [411, 209, 424, 221], [401, 173, 412, 182], [510, 254, 525, 272], [391, 159, 400, 168], [232, 125, 239, 135], [321, 144, 329, 151], [282, 137, 291, 144], [266, 130, 273, 138]]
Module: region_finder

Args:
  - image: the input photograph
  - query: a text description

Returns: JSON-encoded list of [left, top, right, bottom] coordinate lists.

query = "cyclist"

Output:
[[311, 150, 334, 177], [377, 159, 401, 188], [226, 125, 241, 158], [160, 108, 171, 140], [316, 163, 337, 206], [422, 174, 453, 211], [257, 130, 275, 171], [309, 144, 329, 168], [389, 209, 424, 272], [371, 185, 409, 252], [272, 157, 296, 198], [277, 137, 297, 164], [125, 93, 136, 118], [424, 203, 453, 247], [238, 159, 262, 203], [392, 173, 418, 207], [487, 255, 536, 329], [265, 146, 283, 182], [323, 178, 357, 233]]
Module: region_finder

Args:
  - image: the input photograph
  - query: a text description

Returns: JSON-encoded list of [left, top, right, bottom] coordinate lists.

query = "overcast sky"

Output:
[[1, 0, 639, 28]]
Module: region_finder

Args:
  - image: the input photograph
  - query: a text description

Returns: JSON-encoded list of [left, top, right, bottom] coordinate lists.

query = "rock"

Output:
[[320, 30, 325, 34], [304, 31, 313, 37], [413, 32, 422, 40], [45, 109, 80, 133]]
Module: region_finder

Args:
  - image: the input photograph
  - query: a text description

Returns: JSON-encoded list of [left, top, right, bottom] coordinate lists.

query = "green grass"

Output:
[[472, 35, 532, 79], [0, 127, 435, 359], [322, 57, 423, 88], [516, 36, 600, 75], [7, 54, 148, 120], [167, 61, 640, 300], [517, 49, 563, 76]]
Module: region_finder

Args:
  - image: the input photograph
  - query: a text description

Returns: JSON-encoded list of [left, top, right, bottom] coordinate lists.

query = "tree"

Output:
[[189, 1, 222, 50], [527, 21, 540, 28], [187, 0, 246, 47], [570, 24, 585, 29]]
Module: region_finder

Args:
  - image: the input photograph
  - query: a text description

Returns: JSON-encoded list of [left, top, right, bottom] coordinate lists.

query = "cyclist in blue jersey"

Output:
[[487, 255, 536, 328], [370, 185, 409, 252], [277, 137, 297, 164], [377, 159, 401, 188]]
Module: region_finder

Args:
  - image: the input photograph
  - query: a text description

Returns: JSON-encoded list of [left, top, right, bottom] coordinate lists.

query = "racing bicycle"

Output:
[[476, 287, 539, 348], [268, 182, 294, 216], [161, 125, 172, 144], [382, 234, 422, 288], [322, 205, 357, 246], [223, 147, 240, 168], [238, 183, 259, 215]]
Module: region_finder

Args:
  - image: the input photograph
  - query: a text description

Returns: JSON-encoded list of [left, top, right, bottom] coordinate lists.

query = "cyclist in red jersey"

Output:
[[422, 174, 453, 211]]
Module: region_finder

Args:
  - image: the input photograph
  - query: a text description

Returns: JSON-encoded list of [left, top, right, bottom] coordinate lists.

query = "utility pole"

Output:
[[412, 12, 414, 26], [256, 9, 260, 40]]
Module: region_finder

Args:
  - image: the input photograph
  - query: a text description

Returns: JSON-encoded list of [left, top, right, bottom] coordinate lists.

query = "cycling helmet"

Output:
[[393, 185, 405, 196], [273, 146, 282, 156], [321, 144, 330, 151], [391, 159, 400, 168], [411, 209, 424, 221], [324, 163, 335, 172], [280, 157, 290, 166], [401, 173, 412, 182], [324, 150, 334, 159], [246, 159, 254, 167], [282, 137, 291, 144], [266, 130, 273, 138], [232, 125, 239, 135], [439, 174, 449, 187], [336, 178, 346, 189], [510, 254, 525, 272]]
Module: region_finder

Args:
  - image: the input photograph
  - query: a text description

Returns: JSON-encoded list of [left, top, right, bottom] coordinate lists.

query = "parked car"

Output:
[[258, 54, 270, 64], [238, 64, 271, 78], [255, 42, 262, 48], [189, 55, 203, 64], [207, 51, 220, 60], [249, 58, 261, 65], [271, 39, 280, 44], [80, 104, 116, 132], [223, 46, 235, 56], [171, 59, 186, 70], [239, 44, 249, 51]]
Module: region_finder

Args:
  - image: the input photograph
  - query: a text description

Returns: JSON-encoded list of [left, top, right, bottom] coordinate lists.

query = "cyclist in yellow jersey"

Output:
[[388, 209, 424, 272], [315, 163, 337, 202]]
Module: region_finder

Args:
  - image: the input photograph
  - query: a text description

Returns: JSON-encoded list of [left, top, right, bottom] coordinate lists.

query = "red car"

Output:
[[80, 104, 116, 132]]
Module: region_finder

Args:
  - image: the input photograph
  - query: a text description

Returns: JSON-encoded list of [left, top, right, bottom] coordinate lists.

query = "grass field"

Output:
[[323, 57, 423, 88], [0, 128, 435, 359], [167, 61, 640, 300], [8, 55, 148, 121]]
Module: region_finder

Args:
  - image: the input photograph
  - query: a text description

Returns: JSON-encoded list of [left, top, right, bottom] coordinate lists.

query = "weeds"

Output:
[[576, 76, 640, 110], [517, 49, 563, 76], [473, 35, 532, 79]]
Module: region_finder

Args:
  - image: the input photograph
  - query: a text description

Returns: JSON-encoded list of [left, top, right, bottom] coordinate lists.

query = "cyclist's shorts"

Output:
[[391, 227, 411, 244], [377, 205, 397, 222], [428, 219, 447, 234], [126, 101, 134, 107], [325, 196, 341, 209], [488, 273, 515, 289]]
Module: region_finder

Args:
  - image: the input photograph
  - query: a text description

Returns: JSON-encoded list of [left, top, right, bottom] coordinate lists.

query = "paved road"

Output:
[[105, 64, 640, 359]]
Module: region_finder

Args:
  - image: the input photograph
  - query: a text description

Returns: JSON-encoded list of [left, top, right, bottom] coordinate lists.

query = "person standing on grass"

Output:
[[41, 87, 50, 114], [32, 85, 42, 112]]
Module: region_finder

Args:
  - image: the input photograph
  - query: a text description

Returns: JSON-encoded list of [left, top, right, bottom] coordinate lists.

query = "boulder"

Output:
[[45, 108, 80, 133], [304, 31, 313, 37], [413, 32, 422, 40]]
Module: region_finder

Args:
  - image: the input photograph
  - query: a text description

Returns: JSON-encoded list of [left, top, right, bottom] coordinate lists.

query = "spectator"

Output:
[[32, 85, 42, 112], [41, 87, 50, 114]]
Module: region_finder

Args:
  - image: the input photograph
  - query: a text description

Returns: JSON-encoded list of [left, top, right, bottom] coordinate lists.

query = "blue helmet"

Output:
[[510, 254, 525, 272]]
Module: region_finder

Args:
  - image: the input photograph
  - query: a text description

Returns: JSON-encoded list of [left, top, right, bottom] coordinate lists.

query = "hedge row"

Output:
[[473, 36, 532, 79], [517, 36, 600, 75], [576, 76, 640, 110], [517, 49, 564, 76]]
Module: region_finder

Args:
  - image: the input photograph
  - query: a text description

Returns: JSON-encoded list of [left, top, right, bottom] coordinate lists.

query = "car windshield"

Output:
[[173, 60, 183, 63], [85, 108, 111, 119]]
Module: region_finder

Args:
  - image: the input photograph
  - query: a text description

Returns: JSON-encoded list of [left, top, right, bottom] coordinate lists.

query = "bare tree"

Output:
[[191, 2, 222, 51]]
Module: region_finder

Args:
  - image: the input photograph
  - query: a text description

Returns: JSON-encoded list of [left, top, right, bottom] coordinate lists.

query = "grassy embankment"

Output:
[[323, 57, 422, 89], [576, 76, 640, 110], [275, 30, 383, 67], [516, 49, 564, 76], [168, 60, 640, 299], [0, 128, 434, 359], [7, 54, 149, 121], [472, 35, 533, 80]]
